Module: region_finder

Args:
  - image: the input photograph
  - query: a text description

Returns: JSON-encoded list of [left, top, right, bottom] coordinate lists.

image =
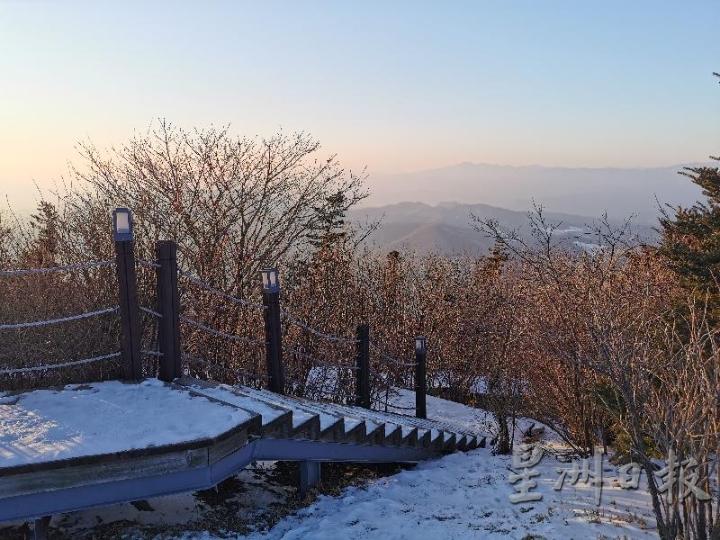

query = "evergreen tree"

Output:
[[659, 160, 720, 287], [307, 190, 349, 250], [0, 213, 12, 268], [659, 74, 720, 290], [485, 240, 509, 274], [25, 201, 60, 267]]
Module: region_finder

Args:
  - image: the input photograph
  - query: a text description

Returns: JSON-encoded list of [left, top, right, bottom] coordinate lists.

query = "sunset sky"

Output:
[[1, 1, 718, 211]]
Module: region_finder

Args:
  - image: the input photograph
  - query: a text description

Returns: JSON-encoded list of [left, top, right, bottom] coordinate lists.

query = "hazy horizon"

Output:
[[2, 157, 711, 222], [1, 1, 719, 214]]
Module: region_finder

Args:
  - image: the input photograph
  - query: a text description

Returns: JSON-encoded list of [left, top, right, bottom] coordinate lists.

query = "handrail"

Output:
[[0, 260, 113, 277], [0, 352, 122, 376], [0, 307, 119, 330]]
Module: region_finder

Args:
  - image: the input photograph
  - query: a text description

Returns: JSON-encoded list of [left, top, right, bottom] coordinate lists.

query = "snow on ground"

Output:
[[179, 390, 657, 540], [0, 378, 253, 467], [0, 383, 660, 538], [195, 449, 655, 540], [380, 386, 491, 433]]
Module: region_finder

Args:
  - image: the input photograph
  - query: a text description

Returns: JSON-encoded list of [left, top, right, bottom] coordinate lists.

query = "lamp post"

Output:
[[261, 267, 284, 394], [113, 208, 142, 381], [415, 336, 427, 419]]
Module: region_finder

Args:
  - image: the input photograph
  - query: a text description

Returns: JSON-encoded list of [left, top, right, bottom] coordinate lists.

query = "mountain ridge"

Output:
[[363, 162, 708, 223], [350, 201, 658, 255]]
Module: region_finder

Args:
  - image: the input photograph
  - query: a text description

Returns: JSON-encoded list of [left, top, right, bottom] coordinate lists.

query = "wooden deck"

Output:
[[0, 378, 486, 525]]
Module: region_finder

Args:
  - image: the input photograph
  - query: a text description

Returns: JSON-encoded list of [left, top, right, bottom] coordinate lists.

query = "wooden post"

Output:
[[113, 208, 142, 381], [355, 324, 370, 408], [156, 241, 181, 382], [33, 516, 51, 540], [299, 461, 321, 496], [415, 336, 427, 419], [261, 268, 284, 394]]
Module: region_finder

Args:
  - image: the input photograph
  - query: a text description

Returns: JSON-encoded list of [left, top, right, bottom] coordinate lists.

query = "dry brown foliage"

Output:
[[2, 125, 719, 538]]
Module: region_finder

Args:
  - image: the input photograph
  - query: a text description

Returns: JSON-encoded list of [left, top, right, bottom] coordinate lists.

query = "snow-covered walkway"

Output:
[[179, 391, 657, 540], [1, 384, 659, 539]]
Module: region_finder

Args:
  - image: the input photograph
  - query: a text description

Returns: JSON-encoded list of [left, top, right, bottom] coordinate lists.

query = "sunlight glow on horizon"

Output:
[[1, 1, 718, 212]]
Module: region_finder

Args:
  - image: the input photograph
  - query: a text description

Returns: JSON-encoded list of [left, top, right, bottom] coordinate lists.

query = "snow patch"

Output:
[[0, 379, 254, 468]]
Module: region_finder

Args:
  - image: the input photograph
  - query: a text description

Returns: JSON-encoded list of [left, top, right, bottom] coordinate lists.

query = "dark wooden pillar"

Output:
[[415, 336, 427, 419], [33, 516, 51, 540], [355, 324, 370, 408], [113, 208, 142, 381], [261, 268, 284, 394], [299, 461, 321, 496], [156, 240, 181, 382]]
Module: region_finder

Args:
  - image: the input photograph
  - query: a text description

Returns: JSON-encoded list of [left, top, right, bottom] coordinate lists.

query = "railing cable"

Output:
[[140, 306, 163, 318], [382, 402, 417, 412], [0, 351, 122, 376], [183, 353, 269, 381], [180, 315, 267, 346], [284, 346, 359, 371], [0, 260, 113, 277], [178, 272, 266, 310], [369, 342, 416, 368], [137, 259, 161, 269], [0, 307, 119, 330], [282, 311, 359, 344]]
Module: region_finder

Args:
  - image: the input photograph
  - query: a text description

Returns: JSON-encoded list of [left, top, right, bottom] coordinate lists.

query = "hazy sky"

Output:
[[1, 1, 718, 211]]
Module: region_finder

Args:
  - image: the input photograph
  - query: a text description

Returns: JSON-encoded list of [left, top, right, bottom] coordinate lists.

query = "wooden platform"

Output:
[[0, 378, 486, 524]]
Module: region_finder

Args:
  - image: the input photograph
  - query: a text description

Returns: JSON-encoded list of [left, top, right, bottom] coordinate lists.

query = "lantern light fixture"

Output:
[[415, 336, 427, 355], [261, 267, 280, 293], [112, 207, 133, 241]]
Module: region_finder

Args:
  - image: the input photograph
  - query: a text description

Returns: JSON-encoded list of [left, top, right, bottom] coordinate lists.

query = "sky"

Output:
[[1, 0, 718, 212]]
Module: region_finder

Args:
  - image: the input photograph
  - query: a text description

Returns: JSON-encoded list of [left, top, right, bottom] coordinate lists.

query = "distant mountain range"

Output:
[[349, 201, 659, 255], [364, 162, 708, 224]]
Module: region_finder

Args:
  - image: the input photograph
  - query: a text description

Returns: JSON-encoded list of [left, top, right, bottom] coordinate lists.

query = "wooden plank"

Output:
[[254, 408, 293, 438], [0, 447, 208, 500], [175, 378, 293, 438], [343, 420, 367, 444], [208, 429, 249, 465], [365, 422, 387, 446], [1, 382, 260, 479], [429, 431, 446, 453], [302, 402, 397, 447], [318, 418, 347, 442], [374, 410, 482, 452], [417, 429, 432, 449], [289, 414, 321, 440], [246, 389, 344, 440], [456, 435, 469, 452], [443, 433, 457, 453], [401, 427, 419, 448], [178, 380, 326, 442], [464, 436, 478, 451], [380, 424, 402, 447], [372, 408, 476, 438]]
